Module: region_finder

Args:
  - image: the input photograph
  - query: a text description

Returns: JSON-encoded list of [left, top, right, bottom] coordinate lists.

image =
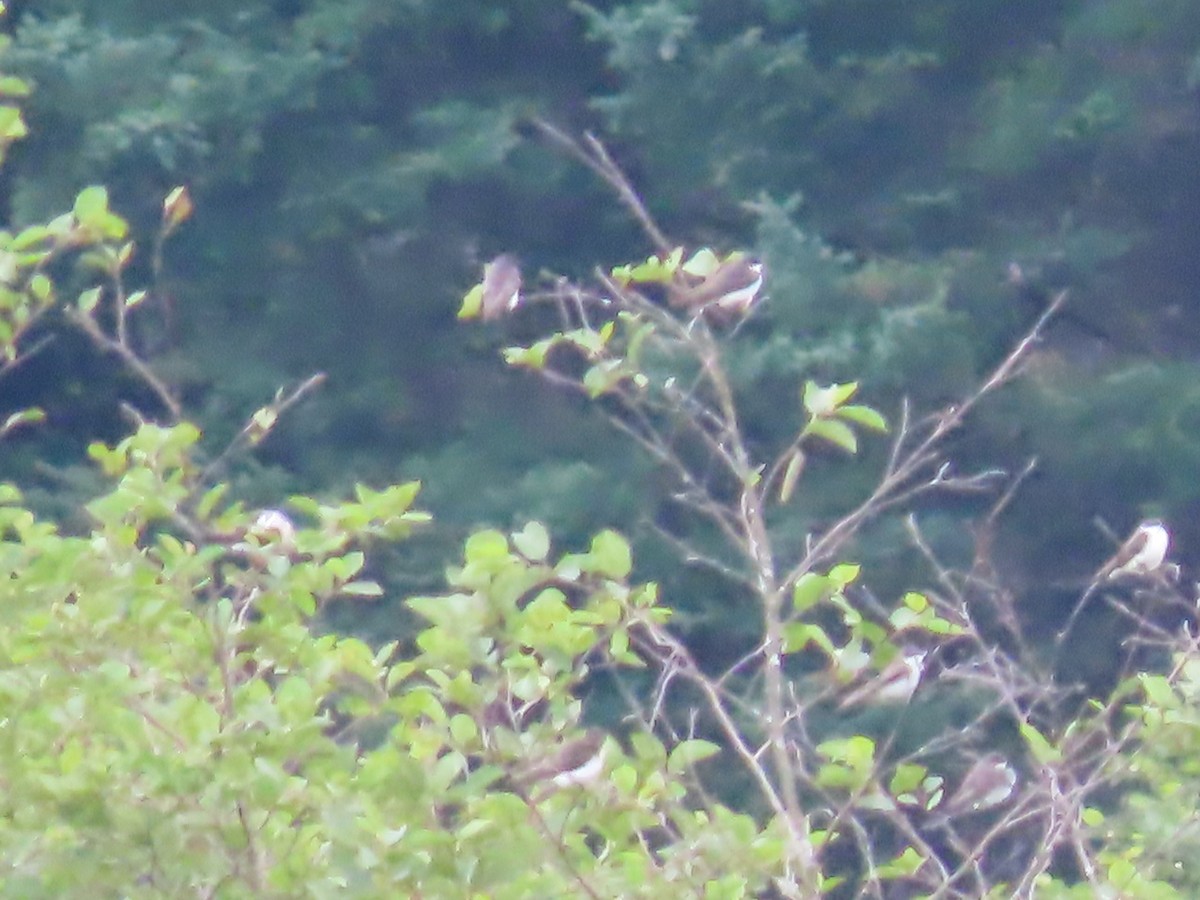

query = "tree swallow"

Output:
[[669, 255, 764, 317], [515, 730, 608, 799], [939, 752, 1017, 816], [1093, 519, 1170, 582], [480, 254, 522, 321], [837, 650, 927, 709]]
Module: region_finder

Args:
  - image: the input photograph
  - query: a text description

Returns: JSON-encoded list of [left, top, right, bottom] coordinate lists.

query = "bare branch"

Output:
[[527, 118, 675, 254]]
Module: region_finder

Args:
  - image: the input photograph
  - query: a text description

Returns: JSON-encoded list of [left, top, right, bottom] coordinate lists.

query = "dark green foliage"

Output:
[[0, 0, 1195, 675], [5, 2, 1200, 891]]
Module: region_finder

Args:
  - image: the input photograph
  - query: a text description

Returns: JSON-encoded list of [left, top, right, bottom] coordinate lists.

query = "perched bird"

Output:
[[514, 730, 608, 799], [1093, 519, 1170, 582], [837, 650, 927, 709], [479, 254, 523, 321], [247, 508, 297, 550], [1059, 518, 1175, 650], [939, 752, 1017, 816], [668, 254, 764, 316]]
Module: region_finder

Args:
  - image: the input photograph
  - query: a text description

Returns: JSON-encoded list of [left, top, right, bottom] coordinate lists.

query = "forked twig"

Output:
[[527, 117, 674, 254]]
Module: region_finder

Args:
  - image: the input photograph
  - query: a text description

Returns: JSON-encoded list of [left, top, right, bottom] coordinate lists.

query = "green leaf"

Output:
[[502, 339, 553, 369], [0, 76, 30, 97], [28, 273, 51, 302], [817, 735, 876, 769], [77, 286, 102, 314], [828, 563, 860, 587], [782, 622, 834, 654], [1081, 807, 1105, 827], [621, 247, 682, 283], [449, 714, 478, 746], [430, 751, 466, 793], [582, 359, 627, 397], [511, 521, 550, 561], [792, 573, 831, 612], [194, 483, 228, 520], [777, 449, 805, 503], [681, 247, 721, 277], [162, 185, 193, 230], [588, 529, 632, 579], [1020, 721, 1062, 764], [803, 380, 858, 416], [611, 763, 638, 794], [877, 847, 924, 879], [10, 225, 50, 251], [73, 186, 110, 226], [1, 407, 44, 434], [888, 762, 931, 796], [0, 105, 26, 140], [807, 418, 858, 453], [458, 283, 484, 319], [1138, 673, 1178, 709], [836, 404, 888, 432], [463, 529, 511, 565], [667, 739, 721, 773], [341, 580, 384, 597]]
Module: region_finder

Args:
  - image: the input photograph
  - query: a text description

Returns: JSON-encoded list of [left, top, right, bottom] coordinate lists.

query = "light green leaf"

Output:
[[807, 418, 858, 453], [667, 739, 721, 773], [341, 580, 384, 597], [511, 521, 550, 561], [1, 407, 44, 434], [463, 529, 510, 564], [836, 403, 888, 432], [828, 563, 861, 587], [877, 847, 924, 879], [803, 380, 858, 416], [792, 573, 831, 612], [778, 449, 805, 503], [77, 286, 102, 314], [449, 714, 478, 745], [589, 529, 632, 579], [28, 272, 51, 302], [0, 76, 30, 97], [782, 622, 833, 654], [73, 186, 110, 226], [1020, 721, 1062, 764], [681, 247, 721, 277]]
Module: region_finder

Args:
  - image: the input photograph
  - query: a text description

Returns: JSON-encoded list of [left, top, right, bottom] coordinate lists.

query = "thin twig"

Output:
[[527, 118, 674, 254], [783, 290, 1068, 590], [68, 308, 181, 420], [201, 373, 327, 479]]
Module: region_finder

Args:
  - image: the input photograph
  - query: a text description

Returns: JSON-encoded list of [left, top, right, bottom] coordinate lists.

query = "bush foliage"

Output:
[[3, 3, 1200, 897]]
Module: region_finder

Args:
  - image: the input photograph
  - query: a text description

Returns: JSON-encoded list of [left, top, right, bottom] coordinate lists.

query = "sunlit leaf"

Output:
[[807, 418, 858, 453], [589, 529, 632, 579], [1020, 722, 1062, 764], [511, 521, 550, 561], [458, 283, 484, 319], [667, 739, 721, 773], [836, 403, 888, 432], [778, 449, 805, 503]]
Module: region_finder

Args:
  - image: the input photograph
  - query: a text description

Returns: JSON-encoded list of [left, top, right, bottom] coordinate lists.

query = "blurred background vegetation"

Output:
[[2, 0, 1199, 665]]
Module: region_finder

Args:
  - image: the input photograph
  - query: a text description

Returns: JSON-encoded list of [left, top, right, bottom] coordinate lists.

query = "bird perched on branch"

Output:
[[513, 729, 609, 801], [479, 253, 523, 321], [939, 752, 1017, 817], [1092, 519, 1170, 582], [837, 650, 927, 709], [668, 253, 764, 317]]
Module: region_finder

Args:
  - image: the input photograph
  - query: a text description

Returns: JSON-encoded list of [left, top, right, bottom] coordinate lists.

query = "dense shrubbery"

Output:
[[4, 3, 1200, 896], [0, 143, 1195, 896]]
